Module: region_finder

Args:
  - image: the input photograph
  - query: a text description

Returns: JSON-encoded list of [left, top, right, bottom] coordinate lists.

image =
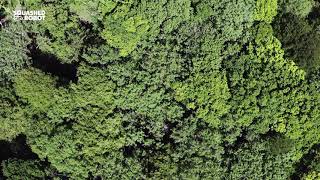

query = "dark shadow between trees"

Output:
[[27, 38, 78, 86]]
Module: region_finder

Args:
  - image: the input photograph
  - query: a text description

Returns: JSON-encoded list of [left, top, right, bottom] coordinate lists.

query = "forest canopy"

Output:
[[1, 0, 320, 179]]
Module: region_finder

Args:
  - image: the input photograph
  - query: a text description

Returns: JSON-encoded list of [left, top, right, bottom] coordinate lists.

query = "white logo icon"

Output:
[[13, 10, 46, 21]]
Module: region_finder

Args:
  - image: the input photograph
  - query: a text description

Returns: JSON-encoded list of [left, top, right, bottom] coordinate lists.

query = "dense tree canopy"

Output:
[[1, 0, 320, 179]]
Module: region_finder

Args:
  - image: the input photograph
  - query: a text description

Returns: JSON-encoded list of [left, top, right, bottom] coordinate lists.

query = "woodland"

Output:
[[1, 0, 320, 179]]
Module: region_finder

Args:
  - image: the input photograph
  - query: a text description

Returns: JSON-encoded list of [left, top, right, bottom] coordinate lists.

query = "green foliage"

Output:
[[0, 22, 30, 141], [225, 24, 320, 161], [227, 140, 296, 179], [1, 0, 320, 179], [0, 0, 19, 15], [2, 159, 46, 179], [279, 0, 315, 17], [23, 1, 86, 63], [100, 0, 192, 57], [0, 86, 27, 141], [213, 0, 256, 42], [13, 66, 142, 178], [304, 172, 320, 180], [172, 23, 230, 129], [82, 44, 120, 64], [14, 68, 71, 119], [27, 113, 137, 179], [101, 13, 150, 57], [273, 13, 320, 71], [69, 0, 100, 23], [0, 22, 30, 83], [224, 23, 303, 142], [255, 0, 278, 23]]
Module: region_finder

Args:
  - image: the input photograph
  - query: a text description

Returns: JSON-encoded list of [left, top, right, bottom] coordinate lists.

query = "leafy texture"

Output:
[[0, 0, 320, 179]]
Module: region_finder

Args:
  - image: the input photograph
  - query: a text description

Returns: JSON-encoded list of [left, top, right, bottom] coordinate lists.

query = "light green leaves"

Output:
[[255, 0, 278, 23], [101, 14, 149, 57]]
